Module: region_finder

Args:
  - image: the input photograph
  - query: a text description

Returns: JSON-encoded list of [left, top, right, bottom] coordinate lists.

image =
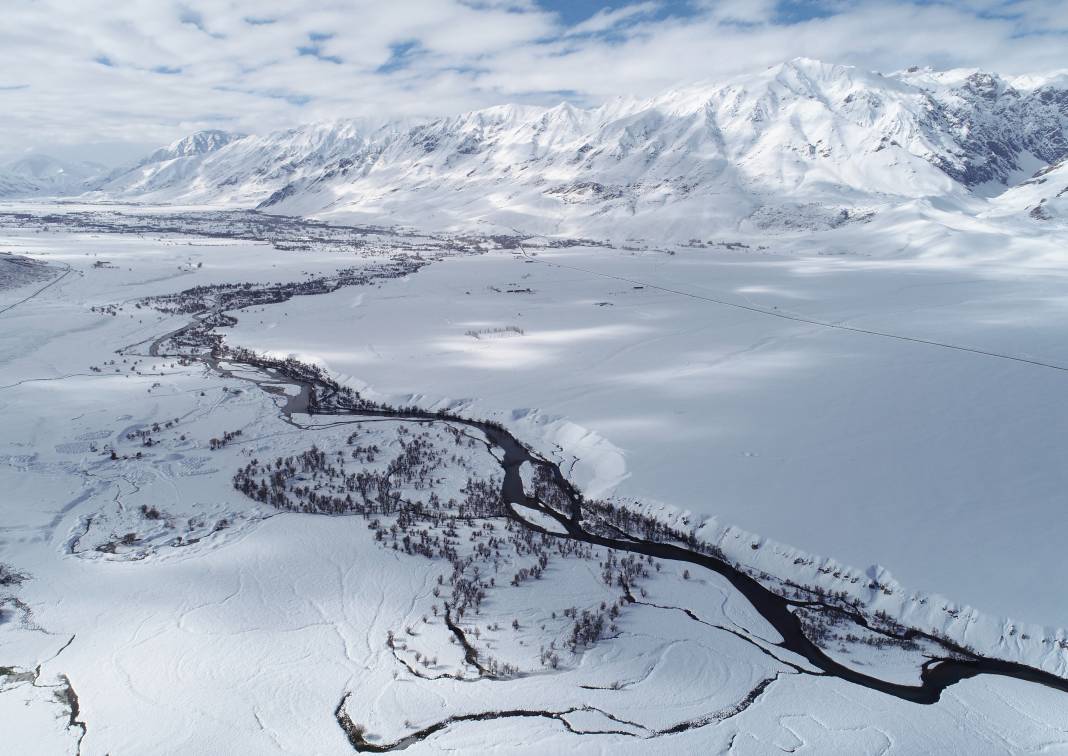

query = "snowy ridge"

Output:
[[0, 155, 106, 198], [990, 157, 1068, 223], [94, 119, 419, 205], [143, 129, 242, 162], [55, 58, 1064, 240]]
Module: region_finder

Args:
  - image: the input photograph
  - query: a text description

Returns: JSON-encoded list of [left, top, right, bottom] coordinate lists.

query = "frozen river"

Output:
[[230, 243, 1068, 629]]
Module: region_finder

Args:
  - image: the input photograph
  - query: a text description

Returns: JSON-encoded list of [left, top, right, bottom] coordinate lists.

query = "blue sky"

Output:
[[1, 0, 1066, 161], [539, 0, 641, 25], [539, 0, 685, 25], [538, 0, 1057, 27], [537, 0, 833, 26]]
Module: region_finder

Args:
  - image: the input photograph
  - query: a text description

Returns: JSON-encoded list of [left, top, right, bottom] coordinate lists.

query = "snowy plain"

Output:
[[226, 227, 1068, 631], [0, 203, 1067, 754]]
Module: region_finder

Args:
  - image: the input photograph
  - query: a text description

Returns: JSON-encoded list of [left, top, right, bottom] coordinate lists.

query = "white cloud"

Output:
[[698, 0, 778, 24], [1, 0, 1066, 162], [567, 2, 663, 36]]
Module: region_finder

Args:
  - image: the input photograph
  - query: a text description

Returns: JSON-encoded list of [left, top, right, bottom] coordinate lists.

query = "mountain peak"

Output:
[[146, 130, 244, 165], [782, 56, 848, 72]]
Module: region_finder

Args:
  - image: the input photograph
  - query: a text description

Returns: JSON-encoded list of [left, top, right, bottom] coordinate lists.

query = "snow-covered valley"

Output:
[[3, 55, 1068, 754], [1, 194, 1067, 753]]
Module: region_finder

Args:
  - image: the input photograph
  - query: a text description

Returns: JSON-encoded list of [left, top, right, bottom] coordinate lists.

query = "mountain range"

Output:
[[4, 59, 1067, 239], [0, 154, 106, 199]]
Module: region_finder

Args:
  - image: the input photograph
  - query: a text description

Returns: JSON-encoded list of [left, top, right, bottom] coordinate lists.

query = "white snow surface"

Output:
[[227, 237, 1068, 630], [1, 204, 1067, 753], [3, 57, 1068, 754]]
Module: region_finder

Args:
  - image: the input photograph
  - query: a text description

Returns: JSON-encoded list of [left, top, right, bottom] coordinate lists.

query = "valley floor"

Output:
[[231, 227, 1068, 629], [1, 206, 1067, 754]]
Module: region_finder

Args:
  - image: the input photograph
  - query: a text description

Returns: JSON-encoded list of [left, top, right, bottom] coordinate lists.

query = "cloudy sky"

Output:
[[3, 0, 1067, 164]]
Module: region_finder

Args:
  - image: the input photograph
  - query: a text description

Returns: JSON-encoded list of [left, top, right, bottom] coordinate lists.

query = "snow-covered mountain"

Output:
[[0, 154, 106, 198], [92, 129, 246, 197], [990, 157, 1068, 223], [140, 129, 241, 164], [45, 60, 1068, 236], [894, 66, 1068, 189]]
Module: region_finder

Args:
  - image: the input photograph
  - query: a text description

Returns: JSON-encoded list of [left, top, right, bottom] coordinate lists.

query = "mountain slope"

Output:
[[73, 60, 1068, 237], [92, 129, 246, 198], [990, 157, 1068, 223], [0, 155, 106, 198], [893, 67, 1068, 189]]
